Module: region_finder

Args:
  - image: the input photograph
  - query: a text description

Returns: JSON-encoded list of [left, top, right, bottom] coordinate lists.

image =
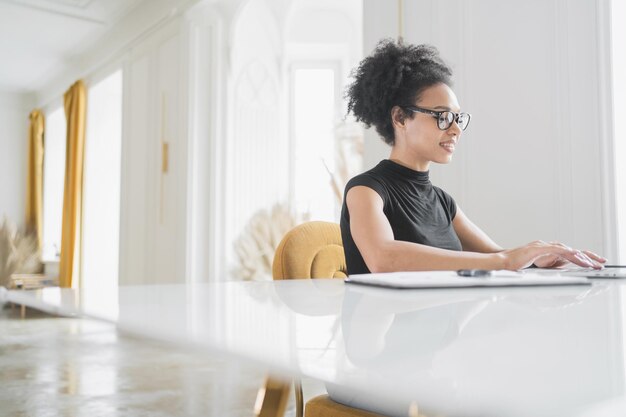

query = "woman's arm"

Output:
[[346, 186, 604, 272], [452, 205, 607, 268], [347, 186, 504, 272], [452, 207, 503, 253]]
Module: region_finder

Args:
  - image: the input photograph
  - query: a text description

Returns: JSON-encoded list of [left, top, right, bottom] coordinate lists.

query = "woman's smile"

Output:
[[439, 140, 456, 153]]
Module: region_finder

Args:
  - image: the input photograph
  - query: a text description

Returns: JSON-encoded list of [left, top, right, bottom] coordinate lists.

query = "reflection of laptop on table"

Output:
[[346, 270, 590, 288], [531, 265, 626, 279]]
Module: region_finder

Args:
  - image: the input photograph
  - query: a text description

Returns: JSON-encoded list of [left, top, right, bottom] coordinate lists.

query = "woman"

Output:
[[340, 40, 605, 275]]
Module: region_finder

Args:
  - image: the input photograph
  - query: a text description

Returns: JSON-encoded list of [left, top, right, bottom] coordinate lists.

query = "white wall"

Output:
[[117, 18, 191, 285], [611, 0, 625, 262], [0, 91, 33, 227], [363, 0, 615, 258]]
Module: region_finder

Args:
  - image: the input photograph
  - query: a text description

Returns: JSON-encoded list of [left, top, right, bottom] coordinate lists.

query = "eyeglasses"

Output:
[[402, 106, 472, 131]]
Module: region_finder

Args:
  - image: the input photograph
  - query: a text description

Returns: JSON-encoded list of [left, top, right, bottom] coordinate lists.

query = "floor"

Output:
[[0, 304, 325, 417]]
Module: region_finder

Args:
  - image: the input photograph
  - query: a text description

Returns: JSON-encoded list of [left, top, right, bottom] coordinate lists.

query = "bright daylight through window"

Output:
[[293, 67, 337, 221], [42, 106, 66, 262], [82, 69, 123, 319]]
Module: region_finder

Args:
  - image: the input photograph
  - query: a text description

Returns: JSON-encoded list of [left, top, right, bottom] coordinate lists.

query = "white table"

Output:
[[4, 279, 626, 417]]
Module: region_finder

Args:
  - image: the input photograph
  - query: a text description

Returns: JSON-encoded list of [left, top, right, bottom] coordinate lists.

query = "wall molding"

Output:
[[554, 0, 574, 245], [595, 0, 618, 260]]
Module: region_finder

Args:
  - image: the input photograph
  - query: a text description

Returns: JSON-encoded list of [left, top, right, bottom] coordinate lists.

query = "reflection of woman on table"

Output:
[[329, 286, 491, 416], [340, 40, 606, 275], [329, 284, 607, 417]]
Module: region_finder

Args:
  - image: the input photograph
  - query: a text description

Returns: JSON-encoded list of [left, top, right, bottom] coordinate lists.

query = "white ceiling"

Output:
[[0, 0, 143, 93]]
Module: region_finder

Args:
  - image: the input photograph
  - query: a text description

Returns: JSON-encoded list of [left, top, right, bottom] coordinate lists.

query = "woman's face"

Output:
[[394, 83, 463, 170]]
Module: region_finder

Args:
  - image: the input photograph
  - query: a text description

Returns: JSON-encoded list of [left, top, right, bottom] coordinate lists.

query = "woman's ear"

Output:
[[391, 106, 406, 129]]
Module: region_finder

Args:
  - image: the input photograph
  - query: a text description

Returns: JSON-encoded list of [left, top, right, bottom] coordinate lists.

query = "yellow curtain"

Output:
[[25, 110, 45, 249], [59, 80, 87, 288]]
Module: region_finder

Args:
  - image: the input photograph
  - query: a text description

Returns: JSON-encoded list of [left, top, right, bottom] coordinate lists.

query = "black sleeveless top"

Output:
[[340, 160, 462, 275]]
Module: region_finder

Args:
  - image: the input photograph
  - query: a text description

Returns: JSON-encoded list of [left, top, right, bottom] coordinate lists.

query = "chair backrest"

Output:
[[272, 221, 347, 280]]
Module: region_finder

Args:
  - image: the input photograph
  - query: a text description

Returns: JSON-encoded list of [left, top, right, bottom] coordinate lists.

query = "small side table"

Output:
[[9, 274, 59, 318]]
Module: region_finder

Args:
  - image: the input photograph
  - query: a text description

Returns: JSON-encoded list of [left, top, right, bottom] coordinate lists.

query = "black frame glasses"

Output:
[[401, 105, 472, 131]]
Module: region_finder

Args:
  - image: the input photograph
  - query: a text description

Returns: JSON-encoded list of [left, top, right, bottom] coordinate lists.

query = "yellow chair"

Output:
[[272, 221, 386, 417]]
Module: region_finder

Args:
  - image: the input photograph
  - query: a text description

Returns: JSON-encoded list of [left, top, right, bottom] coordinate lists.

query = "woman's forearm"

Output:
[[364, 240, 506, 273]]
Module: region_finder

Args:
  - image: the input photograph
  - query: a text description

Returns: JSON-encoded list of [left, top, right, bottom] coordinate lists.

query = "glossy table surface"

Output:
[[4, 278, 626, 417]]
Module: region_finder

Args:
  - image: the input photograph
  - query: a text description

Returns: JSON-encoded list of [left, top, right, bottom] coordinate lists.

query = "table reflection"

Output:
[[327, 283, 621, 417]]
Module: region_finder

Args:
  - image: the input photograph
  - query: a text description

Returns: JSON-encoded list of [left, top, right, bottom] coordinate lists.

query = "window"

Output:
[[42, 106, 66, 262], [292, 65, 338, 221], [82, 69, 123, 318]]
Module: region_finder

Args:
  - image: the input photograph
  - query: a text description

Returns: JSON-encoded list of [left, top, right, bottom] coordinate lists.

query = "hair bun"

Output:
[[346, 39, 452, 145]]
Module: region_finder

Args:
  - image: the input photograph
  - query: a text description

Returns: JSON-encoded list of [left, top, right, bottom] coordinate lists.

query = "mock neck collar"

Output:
[[381, 159, 431, 184]]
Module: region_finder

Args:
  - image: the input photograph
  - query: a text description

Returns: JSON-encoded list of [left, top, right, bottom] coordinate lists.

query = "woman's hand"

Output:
[[499, 241, 606, 271]]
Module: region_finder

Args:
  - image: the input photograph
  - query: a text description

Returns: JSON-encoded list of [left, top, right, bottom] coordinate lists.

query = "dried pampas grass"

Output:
[[0, 217, 43, 288], [233, 204, 308, 281]]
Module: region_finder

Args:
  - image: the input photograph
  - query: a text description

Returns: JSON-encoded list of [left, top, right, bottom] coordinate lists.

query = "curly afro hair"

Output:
[[346, 39, 453, 145]]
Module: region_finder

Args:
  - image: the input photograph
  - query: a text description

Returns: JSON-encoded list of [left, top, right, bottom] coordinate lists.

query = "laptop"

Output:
[[531, 265, 626, 279]]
